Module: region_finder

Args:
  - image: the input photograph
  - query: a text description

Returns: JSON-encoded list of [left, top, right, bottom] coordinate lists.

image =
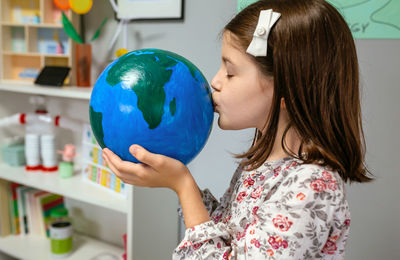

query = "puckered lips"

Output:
[[212, 93, 219, 113]]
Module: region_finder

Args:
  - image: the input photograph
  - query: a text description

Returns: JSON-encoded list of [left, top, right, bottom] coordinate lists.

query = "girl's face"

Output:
[[211, 32, 274, 131]]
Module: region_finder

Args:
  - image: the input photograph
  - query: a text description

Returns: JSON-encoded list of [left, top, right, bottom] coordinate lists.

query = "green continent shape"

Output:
[[106, 52, 178, 129], [89, 106, 105, 148]]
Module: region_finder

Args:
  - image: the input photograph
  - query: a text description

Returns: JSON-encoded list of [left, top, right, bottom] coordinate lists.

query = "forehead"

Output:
[[221, 31, 253, 65], [221, 31, 274, 83]]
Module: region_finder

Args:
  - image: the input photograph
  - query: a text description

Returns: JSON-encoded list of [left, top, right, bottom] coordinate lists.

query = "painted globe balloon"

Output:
[[89, 49, 214, 165]]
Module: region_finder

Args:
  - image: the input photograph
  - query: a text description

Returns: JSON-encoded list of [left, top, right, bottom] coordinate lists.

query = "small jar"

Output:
[[49, 208, 73, 258]]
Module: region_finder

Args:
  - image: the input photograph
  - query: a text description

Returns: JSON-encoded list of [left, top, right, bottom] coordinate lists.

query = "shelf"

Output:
[[1, 1, 78, 84], [2, 51, 69, 58], [1, 21, 62, 28], [0, 163, 127, 213], [2, 51, 41, 56], [0, 82, 92, 100], [0, 232, 124, 260], [44, 53, 69, 58]]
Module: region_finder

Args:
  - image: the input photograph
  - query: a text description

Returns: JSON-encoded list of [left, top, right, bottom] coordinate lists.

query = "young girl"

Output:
[[102, 0, 372, 258]]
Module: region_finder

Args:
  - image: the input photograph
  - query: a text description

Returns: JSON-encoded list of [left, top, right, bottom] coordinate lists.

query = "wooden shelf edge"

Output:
[[0, 232, 124, 260], [1, 51, 70, 58], [1, 22, 63, 28]]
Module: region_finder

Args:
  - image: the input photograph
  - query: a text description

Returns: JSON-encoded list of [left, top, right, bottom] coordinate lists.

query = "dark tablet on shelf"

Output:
[[34, 66, 70, 87]]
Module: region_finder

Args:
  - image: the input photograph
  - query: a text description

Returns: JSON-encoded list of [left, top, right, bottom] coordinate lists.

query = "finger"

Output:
[[104, 148, 142, 173], [129, 145, 167, 170], [103, 148, 125, 173], [103, 148, 122, 164], [104, 152, 147, 186], [102, 152, 122, 178]]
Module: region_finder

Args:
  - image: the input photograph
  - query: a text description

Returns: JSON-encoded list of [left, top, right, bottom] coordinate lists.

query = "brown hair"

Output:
[[225, 0, 372, 183]]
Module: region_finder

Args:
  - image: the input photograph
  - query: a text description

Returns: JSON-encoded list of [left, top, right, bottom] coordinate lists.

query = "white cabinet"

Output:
[[0, 84, 179, 260]]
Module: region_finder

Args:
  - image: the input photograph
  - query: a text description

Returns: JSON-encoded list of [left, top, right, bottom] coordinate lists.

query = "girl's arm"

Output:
[[178, 186, 220, 223], [102, 145, 210, 228], [177, 177, 210, 228]]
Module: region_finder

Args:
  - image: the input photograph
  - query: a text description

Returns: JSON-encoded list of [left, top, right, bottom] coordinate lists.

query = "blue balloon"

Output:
[[89, 49, 214, 165]]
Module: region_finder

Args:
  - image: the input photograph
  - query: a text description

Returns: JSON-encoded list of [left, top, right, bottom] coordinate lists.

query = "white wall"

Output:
[[344, 39, 400, 259]]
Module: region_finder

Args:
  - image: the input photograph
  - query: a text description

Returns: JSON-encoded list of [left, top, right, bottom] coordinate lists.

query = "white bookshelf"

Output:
[[0, 82, 179, 260]]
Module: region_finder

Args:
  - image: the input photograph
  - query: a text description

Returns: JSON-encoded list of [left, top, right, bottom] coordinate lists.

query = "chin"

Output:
[[217, 117, 229, 130], [218, 124, 230, 130], [217, 118, 244, 130]]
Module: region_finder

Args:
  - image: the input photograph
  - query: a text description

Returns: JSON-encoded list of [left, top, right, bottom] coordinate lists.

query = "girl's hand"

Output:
[[102, 145, 193, 194], [103, 145, 210, 228]]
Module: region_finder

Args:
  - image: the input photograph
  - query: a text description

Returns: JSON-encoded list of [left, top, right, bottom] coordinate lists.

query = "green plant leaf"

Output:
[[61, 12, 83, 44], [90, 17, 108, 42]]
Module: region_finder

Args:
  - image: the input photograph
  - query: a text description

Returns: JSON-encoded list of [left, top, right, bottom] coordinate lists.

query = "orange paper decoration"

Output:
[[54, 0, 70, 10]]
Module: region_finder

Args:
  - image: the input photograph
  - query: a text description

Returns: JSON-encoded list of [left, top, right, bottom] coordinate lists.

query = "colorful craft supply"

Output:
[[81, 124, 126, 196]]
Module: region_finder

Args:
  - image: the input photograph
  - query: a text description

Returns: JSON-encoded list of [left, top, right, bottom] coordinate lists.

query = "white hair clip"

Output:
[[246, 9, 281, 57]]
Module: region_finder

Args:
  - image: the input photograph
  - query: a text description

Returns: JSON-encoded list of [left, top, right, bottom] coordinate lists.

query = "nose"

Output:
[[211, 72, 221, 91]]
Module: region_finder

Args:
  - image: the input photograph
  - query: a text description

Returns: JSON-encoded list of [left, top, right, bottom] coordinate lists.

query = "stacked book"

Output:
[[0, 179, 64, 238]]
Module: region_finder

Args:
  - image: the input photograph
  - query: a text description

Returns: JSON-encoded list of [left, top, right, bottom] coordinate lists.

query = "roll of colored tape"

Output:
[[50, 221, 73, 257]]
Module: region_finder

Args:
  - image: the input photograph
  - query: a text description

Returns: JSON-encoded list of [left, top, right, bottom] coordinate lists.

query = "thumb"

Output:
[[129, 145, 165, 169]]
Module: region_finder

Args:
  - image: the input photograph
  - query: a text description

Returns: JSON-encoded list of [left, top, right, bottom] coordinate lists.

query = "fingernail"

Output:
[[130, 145, 138, 155]]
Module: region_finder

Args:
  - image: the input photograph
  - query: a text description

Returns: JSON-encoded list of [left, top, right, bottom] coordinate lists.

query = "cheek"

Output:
[[237, 89, 274, 127], [217, 77, 274, 129], [218, 95, 264, 129], [252, 92, 274, 120], [220, 91, 245, 116]]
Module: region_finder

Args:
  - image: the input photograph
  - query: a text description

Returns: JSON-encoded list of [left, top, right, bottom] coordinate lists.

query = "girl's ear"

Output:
[[280, 97, 286, 109]]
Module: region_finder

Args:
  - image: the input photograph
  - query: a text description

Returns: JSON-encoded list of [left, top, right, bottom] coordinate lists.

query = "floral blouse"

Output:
[[173, 157, 351, 259]]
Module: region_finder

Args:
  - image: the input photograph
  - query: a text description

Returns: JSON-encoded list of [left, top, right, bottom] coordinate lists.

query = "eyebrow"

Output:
[[222, 56, 235, 66]]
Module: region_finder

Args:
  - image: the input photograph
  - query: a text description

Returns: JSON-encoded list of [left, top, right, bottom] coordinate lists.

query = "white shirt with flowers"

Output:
[[173, 157, 351, 259]]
